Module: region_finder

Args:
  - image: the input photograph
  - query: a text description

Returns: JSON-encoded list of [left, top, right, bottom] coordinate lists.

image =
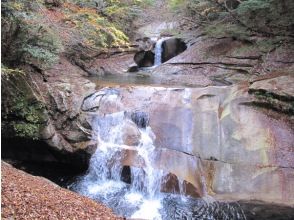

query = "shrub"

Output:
[[2, 0, 63, 70], [236, 0, 294, 35]]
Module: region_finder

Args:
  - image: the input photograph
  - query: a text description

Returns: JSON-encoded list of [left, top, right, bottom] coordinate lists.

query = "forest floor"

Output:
[[1, 162, 122, 220]]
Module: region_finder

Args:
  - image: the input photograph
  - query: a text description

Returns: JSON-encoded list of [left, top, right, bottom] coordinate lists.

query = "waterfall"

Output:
[[71, 89, 247, 219], [73, 111, 165, 219], [154, 37, 170, 66]]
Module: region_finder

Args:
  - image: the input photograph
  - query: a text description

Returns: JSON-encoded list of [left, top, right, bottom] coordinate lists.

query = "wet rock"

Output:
[[82, 88, 120, 112], [238, 200, 294, 220], [122, 120, 141, 146], [161, 173, 201, 198], [127, 65, 139, 72], [131, 111, 149, 128], [134, 50, 155, 67], [85, 53, 135, 75], [62, 130, 90, 144], [82, 91, 105, 112], [151, 37, 263, 87], [162, 38, 187, 63]]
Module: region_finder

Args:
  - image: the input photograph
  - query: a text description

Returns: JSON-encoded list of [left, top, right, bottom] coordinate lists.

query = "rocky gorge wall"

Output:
[[2, 0, 294, 212], [79, 73, 294, 205]]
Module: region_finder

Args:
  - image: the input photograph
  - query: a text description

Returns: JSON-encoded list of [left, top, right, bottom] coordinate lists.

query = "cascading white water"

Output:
[[73, 111, 165, 219], [72, 89, 247, 220], [154, 37, 170, 66]]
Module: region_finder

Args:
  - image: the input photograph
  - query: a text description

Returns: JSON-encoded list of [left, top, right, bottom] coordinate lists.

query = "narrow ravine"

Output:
[[2, 1, 294, 220]]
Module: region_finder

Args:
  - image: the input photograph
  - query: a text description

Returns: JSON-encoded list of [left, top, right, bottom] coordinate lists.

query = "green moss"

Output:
[[204, 22, 250, 40], [248, 89, 294, 115], [1, 68, 47, 140], [11, 122, 41, 139]]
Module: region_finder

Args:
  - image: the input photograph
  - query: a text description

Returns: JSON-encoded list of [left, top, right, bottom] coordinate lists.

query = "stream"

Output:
[[67, 38, 294, 220], [68, 38, 247, 220]]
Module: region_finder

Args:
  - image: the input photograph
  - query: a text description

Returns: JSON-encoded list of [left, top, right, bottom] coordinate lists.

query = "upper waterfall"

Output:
[[154, 37, 170, 66]]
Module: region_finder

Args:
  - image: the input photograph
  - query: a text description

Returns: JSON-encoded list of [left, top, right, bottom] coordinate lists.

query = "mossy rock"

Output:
[[1, 69, 48, 140]]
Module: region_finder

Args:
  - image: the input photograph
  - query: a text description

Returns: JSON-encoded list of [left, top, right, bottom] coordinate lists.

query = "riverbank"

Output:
[[1, 162, 122, 220]]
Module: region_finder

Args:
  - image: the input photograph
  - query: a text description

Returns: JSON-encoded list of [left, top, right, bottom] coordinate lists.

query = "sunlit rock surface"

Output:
[[81, 77, 294, 205]]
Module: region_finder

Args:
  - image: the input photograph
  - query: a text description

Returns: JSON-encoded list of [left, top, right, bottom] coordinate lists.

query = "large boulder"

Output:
[[161, 38, 187, 63], [135, 37, 155, 51], [134, 50, 155, 67]]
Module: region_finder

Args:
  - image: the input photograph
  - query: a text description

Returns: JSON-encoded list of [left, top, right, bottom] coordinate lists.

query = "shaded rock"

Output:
[[73, 140, 97, 154], [248, 74, 294, 115], [250, 74, 294, 98], [87, 67, 106, 76], [40, 120, 56, 140], [44, 0, 63, 7], [162, 38, 187, 63], [134, 50, 155, 67], [62, 130, 90, 143], [81, 88, 120, 112], [49, 90, 68, 113], [47, 133, 74, 152], [82, 91, 105, 112], [131, 111, 149, 128], [238, 200, 294, 220], [2, 138, 91, 172], [135, 37, 155, 51], [127, 65, 139, 72]]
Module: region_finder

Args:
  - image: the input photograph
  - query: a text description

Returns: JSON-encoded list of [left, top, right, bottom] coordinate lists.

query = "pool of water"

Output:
[[70, 178, 248, 220], [87, 71, 200, 88], [88, 72, 157, 87]]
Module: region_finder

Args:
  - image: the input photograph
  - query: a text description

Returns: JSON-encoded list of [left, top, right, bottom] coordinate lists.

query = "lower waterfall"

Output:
[[71, 111, 246, 220]]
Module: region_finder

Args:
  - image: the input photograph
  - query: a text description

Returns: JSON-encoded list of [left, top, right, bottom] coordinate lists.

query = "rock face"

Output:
[[81, 75, 294, 205], [161, 38, 187, 63], [2, 57, 97, 170], [134, 50, 155, 67], [135, 37, 155, 51], [151, 37, 294, 87]]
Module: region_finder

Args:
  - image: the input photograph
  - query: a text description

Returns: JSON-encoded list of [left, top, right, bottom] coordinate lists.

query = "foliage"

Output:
[[2, 0, 63, 70], [67, 0, 153, 36], [204, 22, 250, 40], [236, 0, 294, 35], [1, 65, 25, 77], [9, 96, 45, 139], [1, 66, 47, 140], [168, 0, 294, 38], [63, 4, 129, 47]]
